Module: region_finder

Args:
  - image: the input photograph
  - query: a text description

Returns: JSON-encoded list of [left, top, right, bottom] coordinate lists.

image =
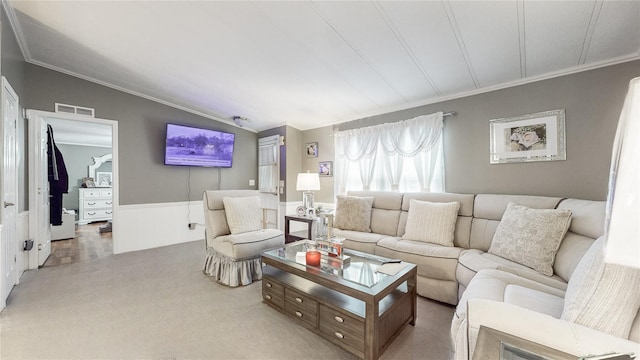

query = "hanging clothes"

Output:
[[47, 124, 69, 226]]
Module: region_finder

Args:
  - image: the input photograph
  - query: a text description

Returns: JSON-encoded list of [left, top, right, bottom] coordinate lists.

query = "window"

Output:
[[334, 112, 445, 195]]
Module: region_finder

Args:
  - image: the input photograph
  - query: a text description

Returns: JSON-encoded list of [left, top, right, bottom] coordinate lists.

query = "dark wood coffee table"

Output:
[[261, 240, 417, 360]]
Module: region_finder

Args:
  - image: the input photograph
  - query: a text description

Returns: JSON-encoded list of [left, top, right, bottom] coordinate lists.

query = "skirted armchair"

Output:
[[202, 190, 284, 287]]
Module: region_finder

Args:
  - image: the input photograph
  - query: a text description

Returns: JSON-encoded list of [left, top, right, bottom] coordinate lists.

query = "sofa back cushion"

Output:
[[398, 192, 474, 248], [488, 202, 572, 276], [469, 194, 563, 251], [347, 191, 403, 236], [562, 237, 640, 339], [553, 199, 605, 281], [223, 196, 262, 235], [402, 199, 460, 246]]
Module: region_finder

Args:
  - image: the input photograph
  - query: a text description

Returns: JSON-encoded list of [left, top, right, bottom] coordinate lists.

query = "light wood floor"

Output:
[[42, 222, 113, 267]]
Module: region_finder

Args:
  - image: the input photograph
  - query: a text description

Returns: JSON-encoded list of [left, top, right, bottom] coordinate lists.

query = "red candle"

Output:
[[306, 249, 321, 266]]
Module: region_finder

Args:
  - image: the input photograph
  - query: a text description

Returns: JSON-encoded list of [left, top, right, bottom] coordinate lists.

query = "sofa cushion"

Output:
[[402, 199, 460, 246], [488, 202, 572, 276], [456, 249, 568, 294], [334, 195, 374, 232], [222, 196, 262, 235], [333, 228, 385, 254], [562, 237, 640, 339], [504, 284, 564, 318]]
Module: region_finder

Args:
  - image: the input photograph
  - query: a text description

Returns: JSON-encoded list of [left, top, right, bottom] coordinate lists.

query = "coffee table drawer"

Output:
[[285, 288, 317, 314], [319, 304, 364, 338], [284, 300, 317, 328], [319, 311, 364, 353], [263, 277, 285, 310]]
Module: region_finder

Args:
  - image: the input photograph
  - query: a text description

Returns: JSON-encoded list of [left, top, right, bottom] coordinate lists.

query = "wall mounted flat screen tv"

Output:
[[164, 124, 235, 168]]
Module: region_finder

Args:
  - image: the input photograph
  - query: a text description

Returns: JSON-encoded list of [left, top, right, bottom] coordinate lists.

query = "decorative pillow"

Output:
[[402, 200, 460, 247], [222, 196, 262, 235], [333, 196, 374, 232], [488, 202, 572, 276], [562, 236, 640, 338]]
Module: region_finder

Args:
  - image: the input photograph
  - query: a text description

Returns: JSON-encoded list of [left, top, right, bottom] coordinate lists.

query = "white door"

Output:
[[258, 135, 280, 229], [1, 77, 19, 308], [28, 112, 51, 267]]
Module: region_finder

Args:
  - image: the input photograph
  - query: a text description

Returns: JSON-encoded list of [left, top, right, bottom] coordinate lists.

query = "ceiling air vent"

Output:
[[55, 103, 95, 117]]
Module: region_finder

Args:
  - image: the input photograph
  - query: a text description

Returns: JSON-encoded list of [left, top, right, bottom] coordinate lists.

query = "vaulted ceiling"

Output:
[[5, 1, 640, 132]]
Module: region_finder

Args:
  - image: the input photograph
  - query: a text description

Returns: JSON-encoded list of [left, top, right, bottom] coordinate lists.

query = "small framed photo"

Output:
[[489, 109, 566, 164], [305, 142, 318, 158], [96, 172, 113, 187], [82, 177, 95, 188], [319, 161, 333, 177]]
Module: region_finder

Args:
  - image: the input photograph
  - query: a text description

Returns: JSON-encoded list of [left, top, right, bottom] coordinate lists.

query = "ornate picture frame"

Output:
[[305, 142, 318, 158], [489, 109, 566, 164], [319, 161, 333, 177]]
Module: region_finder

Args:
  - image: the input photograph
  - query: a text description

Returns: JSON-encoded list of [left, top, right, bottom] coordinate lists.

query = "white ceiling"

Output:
[[5, 1, 640, 132]]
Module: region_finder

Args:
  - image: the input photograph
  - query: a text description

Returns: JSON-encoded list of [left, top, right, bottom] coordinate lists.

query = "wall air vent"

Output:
[[55, 103, 95, 117]]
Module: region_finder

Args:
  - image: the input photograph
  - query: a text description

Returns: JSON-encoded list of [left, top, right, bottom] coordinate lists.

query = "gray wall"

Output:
[[302, 126, 334, 203], [57, 144, 112, 212], [314, 60, 640, 201], [25, 64, 258, 205], [1, 10, 28, 212]]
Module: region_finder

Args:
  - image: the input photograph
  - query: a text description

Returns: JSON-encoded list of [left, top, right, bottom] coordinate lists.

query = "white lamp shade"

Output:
[[604, 76, 640, 269], [296, 172, 320, 191]]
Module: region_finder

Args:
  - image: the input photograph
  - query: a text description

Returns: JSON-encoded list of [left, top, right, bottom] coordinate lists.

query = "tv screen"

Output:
[[164, 124, 235, 168]]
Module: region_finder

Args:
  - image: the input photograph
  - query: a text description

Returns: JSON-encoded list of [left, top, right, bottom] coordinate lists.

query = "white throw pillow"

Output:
[[402, 200, 460, 247], [222, 196, 262, 235], [488, 202, 572, 276], [562, 236, 640, 338], [334, 195, 374, 232]]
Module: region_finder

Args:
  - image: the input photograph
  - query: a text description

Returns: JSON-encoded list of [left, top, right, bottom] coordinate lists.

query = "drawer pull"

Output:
[[265, 295, 272, 300], [106, 211, 112, 214], [88, 202, 96, 206], [295, 311, 303, 318], [266, 283, 272, 288], [88, 212, 96, 215], [295, 297, 303, 303], [334, 332, 344, 339], [334, 316, 344, 323], [106, 201, 113, 205]]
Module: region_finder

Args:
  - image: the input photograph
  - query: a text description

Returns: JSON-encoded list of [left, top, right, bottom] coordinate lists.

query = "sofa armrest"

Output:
[[467, 299, 640, 359]]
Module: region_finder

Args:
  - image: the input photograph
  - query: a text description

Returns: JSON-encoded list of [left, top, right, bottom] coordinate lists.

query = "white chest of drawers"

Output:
[[78, 188, 113, 225]]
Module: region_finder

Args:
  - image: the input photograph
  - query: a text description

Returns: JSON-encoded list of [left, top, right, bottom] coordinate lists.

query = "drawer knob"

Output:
[[266, 283, 272, 288], [295, 297, 303, 303], [334, 332, 344, 339], [265, 295, 272, 300], [334, 316, 344, 323], [295, 311, 303, 318]]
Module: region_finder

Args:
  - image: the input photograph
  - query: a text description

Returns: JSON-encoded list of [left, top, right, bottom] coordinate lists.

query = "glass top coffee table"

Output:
[[261, 240, 417, 360]]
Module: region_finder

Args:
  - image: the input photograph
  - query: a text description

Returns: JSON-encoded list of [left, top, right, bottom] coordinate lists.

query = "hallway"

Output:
[[42, 222, 113, 267]]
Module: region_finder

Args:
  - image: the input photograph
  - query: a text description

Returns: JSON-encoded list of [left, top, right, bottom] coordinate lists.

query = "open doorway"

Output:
[[27, 110, 119, 269]]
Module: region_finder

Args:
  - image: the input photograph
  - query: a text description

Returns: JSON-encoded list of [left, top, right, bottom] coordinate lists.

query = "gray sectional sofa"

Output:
[[331, 190, 640, 359]]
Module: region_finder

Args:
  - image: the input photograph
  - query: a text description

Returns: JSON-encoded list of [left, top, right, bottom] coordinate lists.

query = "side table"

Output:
[[284, 215, 315, 243]]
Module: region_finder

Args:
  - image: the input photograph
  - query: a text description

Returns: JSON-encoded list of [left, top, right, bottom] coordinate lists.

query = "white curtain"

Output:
[[258, 141, 278, 194], [334, 112, 445, 195]]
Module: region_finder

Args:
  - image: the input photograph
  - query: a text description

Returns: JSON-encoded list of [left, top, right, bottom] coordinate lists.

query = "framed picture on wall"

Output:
[[96, 172, 113, 187], [489, 109, 566, 164], [305, 142, 318, 158], [319, 161, 333, 177]]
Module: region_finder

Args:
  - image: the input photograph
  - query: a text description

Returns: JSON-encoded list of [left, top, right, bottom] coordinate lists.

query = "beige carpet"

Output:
[[0, 240, 454, 359]]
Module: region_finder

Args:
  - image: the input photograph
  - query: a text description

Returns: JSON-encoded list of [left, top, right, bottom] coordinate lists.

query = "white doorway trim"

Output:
[[27, 110, 119, 268]]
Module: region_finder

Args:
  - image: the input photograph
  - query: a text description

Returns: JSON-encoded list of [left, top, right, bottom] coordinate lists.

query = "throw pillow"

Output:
[[402, 200, 460, 247], [562, 236, 640, 338], [222, 196, 262, 235], [333, 195, 374, 232], [488, 202, 572, 276]]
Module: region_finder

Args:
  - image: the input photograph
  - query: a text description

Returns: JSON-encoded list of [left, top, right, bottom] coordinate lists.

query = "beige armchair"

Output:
[[202, 190, 284, 287]]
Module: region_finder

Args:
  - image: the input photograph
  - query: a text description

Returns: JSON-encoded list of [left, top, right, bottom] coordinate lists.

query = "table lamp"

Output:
[[296, 172, 320, 214]]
